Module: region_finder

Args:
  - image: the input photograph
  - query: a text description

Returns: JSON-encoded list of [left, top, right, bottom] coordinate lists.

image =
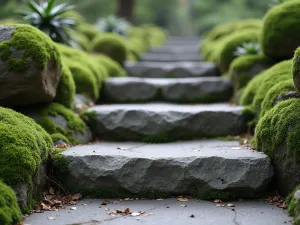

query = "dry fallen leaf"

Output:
[[214, 199, 222, 203], [100, 200, 110, 206], [131, 212, 141, 217], [176, 197, 189, 202], [216, 204, 226, 207], [227, 203, 235, 207], [70, 207, 77, 210]]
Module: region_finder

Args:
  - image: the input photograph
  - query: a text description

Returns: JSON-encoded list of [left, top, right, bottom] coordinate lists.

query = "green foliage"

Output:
[[91, 33, 127, 66], [293, 47, 300, 92], [91, 55, 126, 77], [95, 15, 130, 36], [0, 107, 53, 187], [37, 103, 86, 144], [0, 24, 61, 71], [287, 185, 300, 224], [77, 23, 100, 41], [261, 0, 300, 60], [50, 133, 70, 144], [260, 79, 296, 118], [53, 62, 76, 109], [234, 42, 260, 56], [0, 181, 22, 225], [19, 0, 76, 44]]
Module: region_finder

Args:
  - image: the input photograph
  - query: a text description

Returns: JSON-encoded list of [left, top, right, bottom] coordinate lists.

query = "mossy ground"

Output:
[[254, 99, 300, 162], [37, 103, 86, 144], [91, 33, 127, 66], [286, 185, 300, 224], [261, 0, 300, 60], [0, 24, 61, 71], [0, 181, 22, 225]]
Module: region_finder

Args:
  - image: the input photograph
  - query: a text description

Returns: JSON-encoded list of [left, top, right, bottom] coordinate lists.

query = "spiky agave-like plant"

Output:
[[19, 0, 76, 44], [95, 15, 130, 36], [234, 42, 261, 56]]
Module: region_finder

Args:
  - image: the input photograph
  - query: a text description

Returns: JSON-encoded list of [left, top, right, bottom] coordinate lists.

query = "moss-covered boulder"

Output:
[[0, 24, 61, 106], [0, 107, 53, 209], [254, 99, 300, 195], [91, 33, 127, 66], [293, 47, 300, 92], [218, 29, 260, 72], [287, 185, 300, 225], [21, 103, 92, 145], [229, 55, 274, 99], [260, 79, 298, 118], [240, 60, 292, 107], [53, 62, 76, 109], [0, 181, 22, 225], [261, 0, 300, 60], [78, 23, 101, 41]]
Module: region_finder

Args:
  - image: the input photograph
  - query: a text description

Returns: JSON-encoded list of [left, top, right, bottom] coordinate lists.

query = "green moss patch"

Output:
[[0, 107, 53, 186], [0, 181, 22, 225], [37, 103, 86, 144], [92, 55, 126, 77], [293, 47, 300, 92], [286, 185, 300, 224], [260, 79, 297, 118], [261, 0, 300, 60], [0, 24, 61, 71], [254, 99, 300, 162], [54, 62, 76, 109], [91, 33, 127, 66]]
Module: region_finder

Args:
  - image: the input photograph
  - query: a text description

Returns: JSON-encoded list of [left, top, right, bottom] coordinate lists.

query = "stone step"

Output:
[[125, 61, 219, 78], [102, 77, 232, 103], [85, 103, 247, 141], [57, 140, 274, 199], [150, 45, 200, 54], [140, 52, 201, 62]]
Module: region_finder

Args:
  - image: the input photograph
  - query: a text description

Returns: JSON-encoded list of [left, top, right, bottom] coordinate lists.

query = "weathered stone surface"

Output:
[[273, 143, 300, 196], [150, 46, 200, 54], [86, 103, 247, 141], [140, 53, 201, 62], [74, 93, 94, 112], [274, 91, 300, 106], [11, 164, 47, 209], [60, 140, 273, 198], [126, 62, 219, 78], [0, 26, 61, 107], [103, 77, 232, 103]]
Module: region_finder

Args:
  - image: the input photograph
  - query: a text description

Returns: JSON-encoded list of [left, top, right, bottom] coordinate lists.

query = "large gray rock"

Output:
[[85, 103, 247, 141], [11, 164, 47, 209], [60, 140, 273, 198], [0, 25, 61, 107], [273, 143, 300, 196], [126, 62, 219, 78], [103, 77, 232, 103], [140, 52, 201, 62]]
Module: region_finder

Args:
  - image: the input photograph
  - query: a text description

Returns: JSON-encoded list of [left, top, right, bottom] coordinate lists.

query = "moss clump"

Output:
[[64, 58, 99, 100], [0, 107, 52, 202], [37, 103, 86, 144], [229, 55, 273, 91], [261, 0, 300, 60], [92, 55, 126, 77], [78, 23, 101, 41], [140, 24, 167, 47], [218, 29, 261, 72], [0, 24, 61, 71], [91, 33, 127, 66], [0, 181, 22, 225], [260, 79, 297, 118], [254, 99, 300, 162], [293, 47, 300, 92], [53, 62, 76, 109], [252, 60, 292, 114], [240, 60, 292, 106]]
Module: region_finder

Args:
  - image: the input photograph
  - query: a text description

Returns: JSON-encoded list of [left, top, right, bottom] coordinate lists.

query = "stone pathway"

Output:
[[25, 36, 292, 224], [25, 198, 291, 225]]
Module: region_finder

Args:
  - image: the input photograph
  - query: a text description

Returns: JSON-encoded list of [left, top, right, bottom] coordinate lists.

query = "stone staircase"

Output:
[[59, 37, 274, 199]]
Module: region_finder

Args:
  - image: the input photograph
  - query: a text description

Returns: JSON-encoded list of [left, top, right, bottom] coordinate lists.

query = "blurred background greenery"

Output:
[[0, 0, 273, 35]]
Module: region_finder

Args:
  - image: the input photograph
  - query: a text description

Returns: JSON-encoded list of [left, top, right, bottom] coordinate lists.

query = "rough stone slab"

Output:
[[58, 140, 273, 198], [140, 53, 201, 62], [102, 77, 232, 103], [25, 198, 291, 225], [126, 61, 219, 78], [86, 103, 247, 141]]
